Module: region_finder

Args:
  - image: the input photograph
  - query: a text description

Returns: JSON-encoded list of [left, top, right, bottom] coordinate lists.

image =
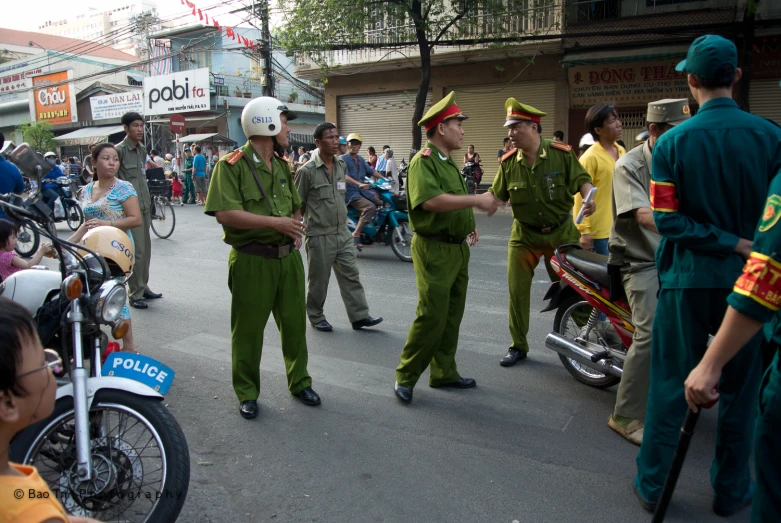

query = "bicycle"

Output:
[[148, 178, 176, 239]]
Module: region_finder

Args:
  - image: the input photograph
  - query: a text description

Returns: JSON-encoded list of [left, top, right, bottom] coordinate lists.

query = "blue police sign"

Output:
[[101, 353, 175, 394]]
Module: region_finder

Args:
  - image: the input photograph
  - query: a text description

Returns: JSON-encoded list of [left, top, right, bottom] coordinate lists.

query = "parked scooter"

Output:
[[347, 177, 412, 262], [461, 161, 481, 194], [0, 143, 190, 523], [542, 244, 630, 388]]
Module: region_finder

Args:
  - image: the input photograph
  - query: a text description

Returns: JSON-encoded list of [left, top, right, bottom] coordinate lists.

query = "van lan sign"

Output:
[[143, 68, 210, 116]]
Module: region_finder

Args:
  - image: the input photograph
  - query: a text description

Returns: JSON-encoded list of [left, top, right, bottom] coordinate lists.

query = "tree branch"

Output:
[[430, 0, 476, 46]]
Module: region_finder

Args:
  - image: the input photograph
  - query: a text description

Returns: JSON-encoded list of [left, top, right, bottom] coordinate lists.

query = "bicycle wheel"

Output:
[[150, 198, 175, 239]]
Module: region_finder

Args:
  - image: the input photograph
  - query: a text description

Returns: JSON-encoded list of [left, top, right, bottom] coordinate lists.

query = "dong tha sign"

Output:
[[144, 68, 210, 116]]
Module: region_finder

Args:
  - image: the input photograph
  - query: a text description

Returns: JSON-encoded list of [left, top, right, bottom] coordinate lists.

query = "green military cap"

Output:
[[676, 34, 737, 80], [418, 91, 468, 132], [647, 98, 691, 126], [504, 98, 546, 127]]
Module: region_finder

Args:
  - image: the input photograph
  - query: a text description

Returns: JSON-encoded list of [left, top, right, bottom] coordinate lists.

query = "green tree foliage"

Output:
[[16, 121, 57, 153]]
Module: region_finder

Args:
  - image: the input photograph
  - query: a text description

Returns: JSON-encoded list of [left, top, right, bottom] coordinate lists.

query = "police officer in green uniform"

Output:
[[489, 99, 595, 367], [205, 97, 321, 419], [685, 170, 781, 523], [394, 92, 501, 404], [294, 122, 383, 332], [634, 35, 781, 515], [182, 147, 196, 205]]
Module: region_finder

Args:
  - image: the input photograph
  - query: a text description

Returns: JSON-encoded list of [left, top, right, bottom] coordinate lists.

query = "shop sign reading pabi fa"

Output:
[[28, 70, 78, 125], [568, 60, 691, 109], [143, 68, 209, 116]]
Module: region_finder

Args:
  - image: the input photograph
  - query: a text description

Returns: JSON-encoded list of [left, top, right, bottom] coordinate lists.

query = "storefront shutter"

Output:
[[447, 81, 557, 186], [337, 90, 433, 161], [750, 79, 781, 125]]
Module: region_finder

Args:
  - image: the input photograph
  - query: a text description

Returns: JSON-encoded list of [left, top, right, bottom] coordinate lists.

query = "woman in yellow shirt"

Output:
[[574, 102, 626, 254]]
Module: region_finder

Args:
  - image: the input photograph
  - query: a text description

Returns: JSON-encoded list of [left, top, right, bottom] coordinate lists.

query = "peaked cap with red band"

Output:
[[504, 98, 547, 127], [418, 92, 468, 132]]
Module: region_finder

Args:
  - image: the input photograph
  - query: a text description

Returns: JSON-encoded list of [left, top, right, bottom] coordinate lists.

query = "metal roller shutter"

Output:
[[750, 79, 781, 125], [448, 81, 557, 186], [337, 90, 433, 160]]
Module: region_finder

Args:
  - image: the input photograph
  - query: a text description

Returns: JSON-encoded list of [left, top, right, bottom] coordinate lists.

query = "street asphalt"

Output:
[[53, 205, 752, 523]]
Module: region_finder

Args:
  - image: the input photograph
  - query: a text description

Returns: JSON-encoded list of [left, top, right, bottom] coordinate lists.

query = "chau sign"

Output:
[[568, 60, 690, 110], [28, 70, 78, 125], [144, 68, 209, 116], [90, 91, 144, 121]]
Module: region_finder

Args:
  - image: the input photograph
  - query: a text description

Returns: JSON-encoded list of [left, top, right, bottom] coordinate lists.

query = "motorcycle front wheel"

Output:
[[553, 296, 621, 389], [14, 222, 39, 257], [390, 221, 413, 262], [10, 389, 190, 523]]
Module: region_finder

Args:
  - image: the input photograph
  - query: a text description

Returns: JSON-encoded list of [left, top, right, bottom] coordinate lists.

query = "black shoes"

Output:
[[352, 316, 383, 330], [294, 387, 321, 406], [633, 483, 657, 514], [713, 484, 754, 517], [394, 382, 413, 404], [313, 320, 333, 332], [130, 299, 148, 309], [239, 400, 258, 419], [500, 348, 527, 367], [430, 377, 476, 389], [143, 290, 163, 300]]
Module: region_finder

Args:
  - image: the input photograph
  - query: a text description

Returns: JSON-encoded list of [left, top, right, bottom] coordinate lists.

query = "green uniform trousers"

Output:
[[508, 219, 580, 352], [613, 266, 658, 420], [304, 229, 369, 324], [228, 248, 312, 401], [753, 351, 781, 523], [183, 174, 196, 204], [636, 288, 763, 507], [396, 235, 469, 388], [127, 211, 152, 301]]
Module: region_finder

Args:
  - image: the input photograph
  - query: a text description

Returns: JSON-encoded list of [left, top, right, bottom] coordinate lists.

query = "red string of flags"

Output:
[[180, 0, 255, 50]]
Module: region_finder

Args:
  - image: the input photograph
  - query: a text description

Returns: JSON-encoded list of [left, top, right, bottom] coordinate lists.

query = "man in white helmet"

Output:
[[204, 97, 320, 419]]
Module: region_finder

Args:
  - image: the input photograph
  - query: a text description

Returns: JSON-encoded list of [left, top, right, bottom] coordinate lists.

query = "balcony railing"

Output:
[[565, 0, 620, 24], [296, 2, 562, 69]]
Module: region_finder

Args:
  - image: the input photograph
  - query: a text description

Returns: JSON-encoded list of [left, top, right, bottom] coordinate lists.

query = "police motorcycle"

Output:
[[541, 244, 629, 388], [347, 176, 412, 262], [1, 144, 190, 523]]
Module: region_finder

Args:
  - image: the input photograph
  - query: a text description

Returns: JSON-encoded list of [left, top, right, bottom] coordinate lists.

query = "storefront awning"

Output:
[[561, 45, 689, 67], [54, 125, 125, 146], [288, 123, 316, 144], [176, 133, 236, 145]]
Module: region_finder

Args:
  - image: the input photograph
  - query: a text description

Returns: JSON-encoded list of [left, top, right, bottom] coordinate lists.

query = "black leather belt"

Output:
[[416, 233, 466, 244], [235, 242, 292, 258], [521, 215, 570, 234]]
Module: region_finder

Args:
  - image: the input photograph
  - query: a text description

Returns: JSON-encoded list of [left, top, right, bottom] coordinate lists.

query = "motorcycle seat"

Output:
[[564, 249, 611, 289]]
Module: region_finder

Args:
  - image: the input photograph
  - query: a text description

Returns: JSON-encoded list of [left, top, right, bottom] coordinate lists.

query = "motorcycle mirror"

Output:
[[8, 143, 48, 193]]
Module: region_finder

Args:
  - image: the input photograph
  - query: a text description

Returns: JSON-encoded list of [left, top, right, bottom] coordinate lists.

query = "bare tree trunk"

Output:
[[410, 0, 430, 160], [736, 1, 757, 111]]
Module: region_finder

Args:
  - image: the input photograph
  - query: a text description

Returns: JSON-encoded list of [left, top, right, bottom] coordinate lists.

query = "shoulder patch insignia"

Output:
[[759, 194, 781, 232], [501, 149, 517, 162], [420, 148, 432, 157], [225, 149, 244, 165], [549, 142, 573, 153]]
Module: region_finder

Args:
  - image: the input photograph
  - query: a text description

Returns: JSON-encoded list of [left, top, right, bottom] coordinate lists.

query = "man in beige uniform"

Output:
[[295, 122, 383, 332], [606, 98, 690, 444]]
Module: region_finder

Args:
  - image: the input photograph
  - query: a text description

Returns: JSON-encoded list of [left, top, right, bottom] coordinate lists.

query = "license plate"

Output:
[[100, 353, 175, 394]]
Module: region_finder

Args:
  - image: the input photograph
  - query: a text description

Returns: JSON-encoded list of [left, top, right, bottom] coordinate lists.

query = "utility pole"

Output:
[[133, 11, 159, 152], [255, 0, 274, 97]]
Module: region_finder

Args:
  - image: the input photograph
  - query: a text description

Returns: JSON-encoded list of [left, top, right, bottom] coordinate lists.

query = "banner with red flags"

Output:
[[178, 0, 253, 49]]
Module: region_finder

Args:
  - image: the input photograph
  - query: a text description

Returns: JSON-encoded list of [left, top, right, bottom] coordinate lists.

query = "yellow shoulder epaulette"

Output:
[[420, 148, 432, 157], [550, 142, 573, 153], [225, 149, 244, 165], [501, 149, 517, 162]]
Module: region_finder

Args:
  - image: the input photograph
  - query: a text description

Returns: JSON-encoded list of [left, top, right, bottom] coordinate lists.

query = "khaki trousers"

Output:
[[127, 211, 152, 300]]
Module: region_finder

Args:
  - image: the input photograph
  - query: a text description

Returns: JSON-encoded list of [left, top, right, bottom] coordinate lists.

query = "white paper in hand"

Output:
[[575, 187, 597, 225]]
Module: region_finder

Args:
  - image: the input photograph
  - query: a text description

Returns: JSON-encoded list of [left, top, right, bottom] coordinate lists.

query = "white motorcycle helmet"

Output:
[[240, 97, 298, 139], [43, 151, 56, 159]]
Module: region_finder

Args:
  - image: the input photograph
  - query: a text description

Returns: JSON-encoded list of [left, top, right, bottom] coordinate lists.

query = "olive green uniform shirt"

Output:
[[407, 142, 476, 238], [294, 152, 348, 236], [204, 141, 301, 246], [489, 139, 591, 228], [115, 136, 151, 214]]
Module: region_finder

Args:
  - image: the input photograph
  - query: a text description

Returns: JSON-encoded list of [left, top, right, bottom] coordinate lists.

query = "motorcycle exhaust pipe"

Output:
[[545, 332, 623, 378]]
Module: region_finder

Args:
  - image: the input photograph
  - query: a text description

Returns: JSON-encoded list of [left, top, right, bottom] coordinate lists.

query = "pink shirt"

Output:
[[0, 250, 21, 280]]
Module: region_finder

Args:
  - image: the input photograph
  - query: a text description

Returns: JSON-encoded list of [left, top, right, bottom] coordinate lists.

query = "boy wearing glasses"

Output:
[[0, 298, 100, 523]]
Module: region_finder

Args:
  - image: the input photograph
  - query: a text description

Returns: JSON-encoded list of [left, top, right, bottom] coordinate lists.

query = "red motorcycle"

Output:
[[542, 244, 632, 388]]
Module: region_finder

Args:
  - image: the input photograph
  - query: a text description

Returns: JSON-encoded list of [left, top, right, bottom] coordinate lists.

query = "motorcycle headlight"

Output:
[[93, 281, 127, 323]]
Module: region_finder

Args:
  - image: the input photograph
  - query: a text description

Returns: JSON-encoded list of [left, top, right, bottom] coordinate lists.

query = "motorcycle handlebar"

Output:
[[0, 193, 38, 221]]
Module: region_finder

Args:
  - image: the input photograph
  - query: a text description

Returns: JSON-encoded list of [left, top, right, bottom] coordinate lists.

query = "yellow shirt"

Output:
[[573, 141, 626, 239], [0, 463, 68, 523]]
